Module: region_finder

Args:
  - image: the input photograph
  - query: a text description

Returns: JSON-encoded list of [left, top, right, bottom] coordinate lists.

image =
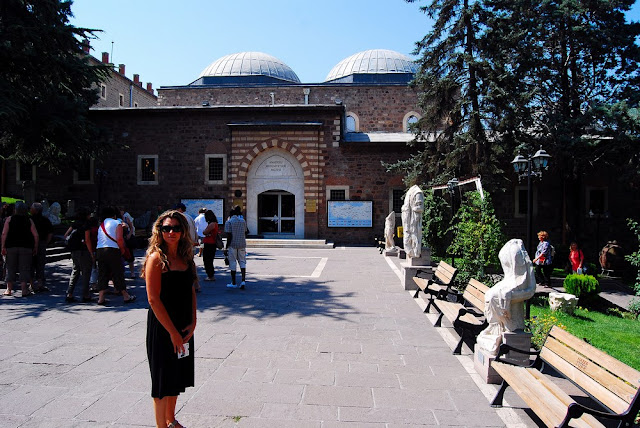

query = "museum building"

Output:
[[6, 50, 424, 244]]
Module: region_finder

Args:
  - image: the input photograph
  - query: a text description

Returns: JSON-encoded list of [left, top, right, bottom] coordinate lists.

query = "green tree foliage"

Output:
[[0, 0, 109, 172], [420, 188, 449, 257], [395, 0, 640, 187], [447, 191, 505, 285], [625, 218, 640, 315], [483, 0, 640, 184]]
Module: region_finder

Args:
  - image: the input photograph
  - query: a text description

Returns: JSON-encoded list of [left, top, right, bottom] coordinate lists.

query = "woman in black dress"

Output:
[[143, 210, 197, 428]]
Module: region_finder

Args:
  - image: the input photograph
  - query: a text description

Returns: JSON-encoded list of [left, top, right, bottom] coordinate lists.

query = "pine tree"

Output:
[[0, 0, 110, 172]]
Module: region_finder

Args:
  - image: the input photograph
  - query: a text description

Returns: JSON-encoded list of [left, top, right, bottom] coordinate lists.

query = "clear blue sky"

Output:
[[70, 0, 640, 89]]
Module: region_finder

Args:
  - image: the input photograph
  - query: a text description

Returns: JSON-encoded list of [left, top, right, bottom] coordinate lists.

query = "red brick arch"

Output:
[[238, 137, 312, 178]]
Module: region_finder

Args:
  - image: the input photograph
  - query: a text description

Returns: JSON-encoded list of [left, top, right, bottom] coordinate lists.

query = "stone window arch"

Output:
[[403, 111, 421, 132], [345, 112, 359, 133]]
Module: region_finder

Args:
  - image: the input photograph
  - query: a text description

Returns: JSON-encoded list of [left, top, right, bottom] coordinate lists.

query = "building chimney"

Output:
[[133, 74, 142, 86], [102, 52, 109, 64], [81, 39, 90, 54], [146, 82, 154, 94], [119, 64, 126, 75]]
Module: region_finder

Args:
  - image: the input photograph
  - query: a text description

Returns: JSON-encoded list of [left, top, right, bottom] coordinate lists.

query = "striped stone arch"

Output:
[[237, 138, 312, 179]]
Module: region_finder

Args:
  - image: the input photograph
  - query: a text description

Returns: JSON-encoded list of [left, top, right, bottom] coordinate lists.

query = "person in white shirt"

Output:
[[193, 208, 208, 257]]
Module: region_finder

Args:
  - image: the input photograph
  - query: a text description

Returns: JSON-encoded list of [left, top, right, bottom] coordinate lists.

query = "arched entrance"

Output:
[[246, 149, 305, 238]]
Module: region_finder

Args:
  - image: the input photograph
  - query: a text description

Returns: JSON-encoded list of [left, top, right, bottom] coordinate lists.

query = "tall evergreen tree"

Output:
[[390, 0, 508, 187], [396, 0, 640, 191], [0, 0, 109, 172]]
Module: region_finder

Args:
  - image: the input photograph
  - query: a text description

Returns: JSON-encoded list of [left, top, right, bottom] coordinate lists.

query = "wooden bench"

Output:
[[412, 261, 457, 311], [429, 278, 490, 355], [491, 325, 640, 428]]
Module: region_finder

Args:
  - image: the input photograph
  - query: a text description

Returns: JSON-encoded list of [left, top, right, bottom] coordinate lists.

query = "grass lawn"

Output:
[[530, 302, 640, 371]]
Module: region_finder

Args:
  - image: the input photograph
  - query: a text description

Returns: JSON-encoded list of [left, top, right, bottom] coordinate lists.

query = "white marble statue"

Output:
[[476, 239, 536, 356], [384, 211, 396, 250], [47, 202, 62, 225], [401, 185, 425, 258]]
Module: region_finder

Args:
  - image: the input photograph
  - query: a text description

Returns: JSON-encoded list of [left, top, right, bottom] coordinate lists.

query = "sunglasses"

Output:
[[160, 225, 183, 233]]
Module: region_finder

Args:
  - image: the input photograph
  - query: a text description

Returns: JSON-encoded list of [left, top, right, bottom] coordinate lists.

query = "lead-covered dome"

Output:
[[325, 49, 417, 83], [197, 52, 300, 84]]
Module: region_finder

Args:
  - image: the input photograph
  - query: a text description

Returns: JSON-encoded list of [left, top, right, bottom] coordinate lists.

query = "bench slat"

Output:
[[549, 327, 640, 390], [434, 269, 454, 284], [413, 277, 430, 292], [493, 363, 605, 428], [541, 338, 634, 414]]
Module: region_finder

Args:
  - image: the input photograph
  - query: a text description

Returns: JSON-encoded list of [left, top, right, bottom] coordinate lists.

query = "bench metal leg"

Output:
[[453, 331, 464, 355], [490, 380, 509, 407], [425, 296, 434, 313], [434, 312, 444, 327], [412, 289, 420, 298]]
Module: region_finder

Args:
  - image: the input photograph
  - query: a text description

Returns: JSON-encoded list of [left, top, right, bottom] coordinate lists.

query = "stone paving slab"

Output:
[[0, 246, 550, 427]]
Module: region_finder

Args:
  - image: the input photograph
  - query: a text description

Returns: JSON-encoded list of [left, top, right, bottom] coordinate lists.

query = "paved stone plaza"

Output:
[[0, 247, 543, 427]]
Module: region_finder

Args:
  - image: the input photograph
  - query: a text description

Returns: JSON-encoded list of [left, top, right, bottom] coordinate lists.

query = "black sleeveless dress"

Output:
[[146, 268, 195, 398]]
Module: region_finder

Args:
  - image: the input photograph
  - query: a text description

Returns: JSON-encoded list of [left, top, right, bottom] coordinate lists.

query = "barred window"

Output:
[[205, 155, 227, 184], [330, 189, 346, 200], [208, 157, 223, 181]]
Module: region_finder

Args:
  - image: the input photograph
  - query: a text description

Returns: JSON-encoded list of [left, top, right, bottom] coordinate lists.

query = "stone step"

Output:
[[46, 244, 71, 263], [246, 239, 334, 249]]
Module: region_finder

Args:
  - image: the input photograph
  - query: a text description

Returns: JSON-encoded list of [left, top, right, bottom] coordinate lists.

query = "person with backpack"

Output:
[[64, 207, 94, 303], [532, 230, 554, 286]]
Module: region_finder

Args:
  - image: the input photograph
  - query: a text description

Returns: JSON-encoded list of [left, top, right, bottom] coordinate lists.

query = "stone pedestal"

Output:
[[474, 348, 501, 384], [401, 248, 431, 290], [398, 249, 406, 259], [474, 331, 533, 384], [383, 248, 398, 257], [549, 292, 578, 315]]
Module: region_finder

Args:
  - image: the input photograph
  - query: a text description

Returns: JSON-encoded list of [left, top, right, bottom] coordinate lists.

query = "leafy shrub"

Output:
[[628, 297, 640, 319], [421, 189, 449, 258], [447, 191, 505, 286], [526, 313, 567, 350], [625, 219, 640, 298], [563, 274, 600, 299]]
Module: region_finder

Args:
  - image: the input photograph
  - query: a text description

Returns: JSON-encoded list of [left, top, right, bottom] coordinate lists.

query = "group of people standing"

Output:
[[63, 205, 137, 304], [532, 230, 586, 287], [1, 201, 53, 296]]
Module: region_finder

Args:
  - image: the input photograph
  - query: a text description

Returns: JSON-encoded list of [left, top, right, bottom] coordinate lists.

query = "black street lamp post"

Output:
[[511, 147, 552, 256]]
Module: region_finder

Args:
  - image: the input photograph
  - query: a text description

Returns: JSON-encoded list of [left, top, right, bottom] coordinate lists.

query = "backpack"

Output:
[[549, 244, 556, 260], [65, 228, 84, 251]]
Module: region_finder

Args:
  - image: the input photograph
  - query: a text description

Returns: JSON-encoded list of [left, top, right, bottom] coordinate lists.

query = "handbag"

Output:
[[215, 233, 224, 250], [101, 222, 134, 262]]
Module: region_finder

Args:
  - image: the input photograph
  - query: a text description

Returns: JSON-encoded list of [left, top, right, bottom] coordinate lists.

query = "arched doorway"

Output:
[[257, 190, 295, 235], [246, 148, 305, 238]]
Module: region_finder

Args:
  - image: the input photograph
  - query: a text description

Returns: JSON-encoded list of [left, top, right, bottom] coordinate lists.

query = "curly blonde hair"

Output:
[[141, 210, 196, 280], [537, 231, 549, 240]]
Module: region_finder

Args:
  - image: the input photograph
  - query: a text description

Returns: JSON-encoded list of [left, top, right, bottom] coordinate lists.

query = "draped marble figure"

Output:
[[384, 211, 396, 250], [476, 239, 536, 356], [401, 185, 425, 258]]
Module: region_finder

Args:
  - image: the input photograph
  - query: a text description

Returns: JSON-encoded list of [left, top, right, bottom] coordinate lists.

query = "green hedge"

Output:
[[563, 274, 600, 299]]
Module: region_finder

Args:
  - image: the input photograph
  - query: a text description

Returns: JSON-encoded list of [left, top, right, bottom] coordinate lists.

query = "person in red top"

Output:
[[201, 210, 218, 282], [569, 241, 585, 274]]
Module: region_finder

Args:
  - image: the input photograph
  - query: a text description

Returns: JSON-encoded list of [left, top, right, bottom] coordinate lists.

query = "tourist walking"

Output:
[[532, 230, 553, 286], [193, 207, 207, 257], [1, 201, 38, 296], [96, 206, 136, 305], [119, 207, 136, 278], [30, 202, 53, 292], [64, 207, 94, 303], [569, 241, 585, 274], [201, 210, 218, 282], [224, 205, 247, 289], [143, 210, 197, 428]]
